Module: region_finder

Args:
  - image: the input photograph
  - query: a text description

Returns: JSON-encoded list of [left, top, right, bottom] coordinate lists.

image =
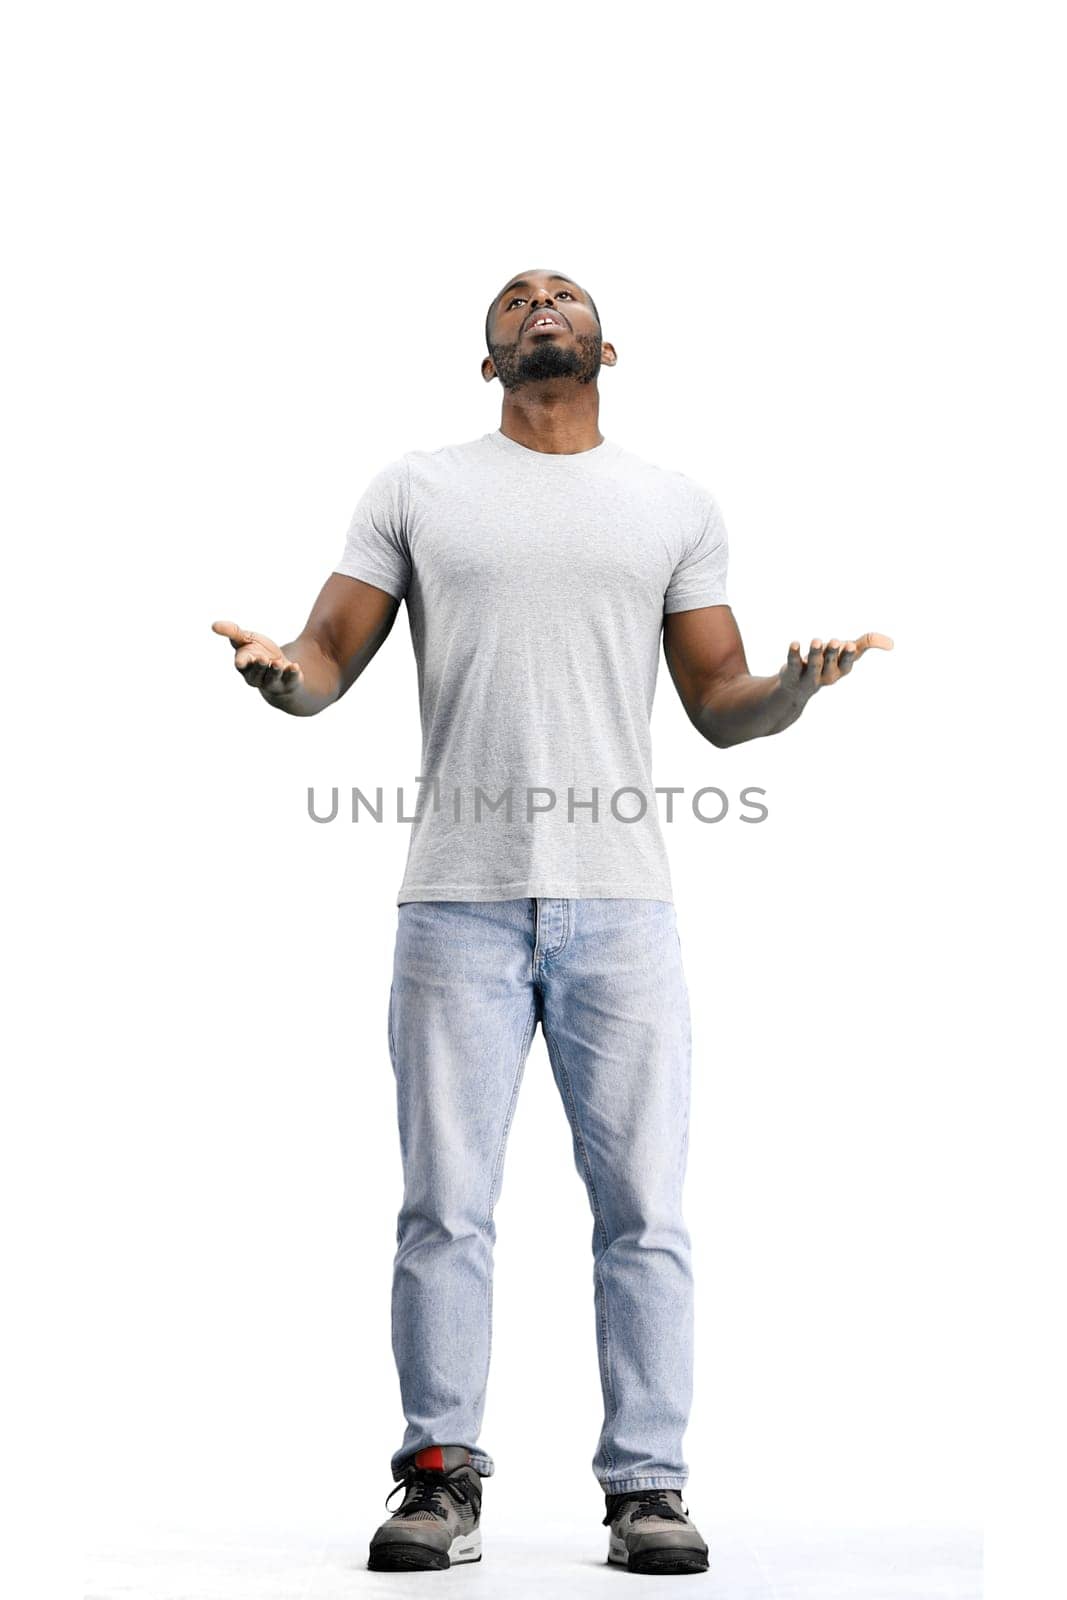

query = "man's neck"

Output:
[[498, 393, 603, 455]]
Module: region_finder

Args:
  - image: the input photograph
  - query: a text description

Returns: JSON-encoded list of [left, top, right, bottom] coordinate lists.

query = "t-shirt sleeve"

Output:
[[663, 489, 730, 613], [333, 456, 412, 600]]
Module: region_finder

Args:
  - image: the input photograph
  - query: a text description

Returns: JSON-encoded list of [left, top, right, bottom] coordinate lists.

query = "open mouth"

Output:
[[523, 312, 568, 334]]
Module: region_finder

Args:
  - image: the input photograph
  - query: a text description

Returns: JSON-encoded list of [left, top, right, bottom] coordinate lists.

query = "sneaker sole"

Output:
[[369, 1527, 482, 1571], [608, 1531, 709, 1575]]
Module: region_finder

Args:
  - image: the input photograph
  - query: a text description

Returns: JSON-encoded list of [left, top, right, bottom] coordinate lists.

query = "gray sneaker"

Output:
[[603, 1488, 709, 1574], [368, 1446, 483, 1571]]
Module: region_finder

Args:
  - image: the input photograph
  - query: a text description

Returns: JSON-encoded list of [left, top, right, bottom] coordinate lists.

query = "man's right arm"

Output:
[[212, 573, 402, 717]]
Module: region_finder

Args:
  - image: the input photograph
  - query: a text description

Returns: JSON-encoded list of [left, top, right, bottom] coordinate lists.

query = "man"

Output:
[[212, 267, 892, 1576]]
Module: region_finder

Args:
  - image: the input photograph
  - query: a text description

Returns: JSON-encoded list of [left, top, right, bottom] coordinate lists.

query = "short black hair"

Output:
[[485, 274, 600, 353]]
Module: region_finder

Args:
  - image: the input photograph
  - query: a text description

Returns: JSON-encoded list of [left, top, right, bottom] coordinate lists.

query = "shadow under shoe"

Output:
[[603, 1488, 709, 1575], [369, 1446, 483, 1571]]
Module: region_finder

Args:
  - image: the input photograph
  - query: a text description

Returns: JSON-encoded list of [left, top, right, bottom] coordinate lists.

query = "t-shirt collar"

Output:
[[487, 428, 619, 465]]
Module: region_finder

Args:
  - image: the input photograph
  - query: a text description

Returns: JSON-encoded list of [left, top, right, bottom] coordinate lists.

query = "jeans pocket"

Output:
[[387, 980, 398, 1067]]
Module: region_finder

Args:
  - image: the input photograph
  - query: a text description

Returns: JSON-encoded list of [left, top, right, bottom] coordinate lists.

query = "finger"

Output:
[[261, 660, 297, 692], [853, 631, 894, 657], [821, 639, 840, 683], [806, 638, 825, 689], [837, 640, 857, 676], [268, 662, 303, 696], [782, 640, 804, 684], [234, 645, 273, 671], [213, 620, 254, 649], [259, 663, 286, 692], [241, 659, 272, 689]]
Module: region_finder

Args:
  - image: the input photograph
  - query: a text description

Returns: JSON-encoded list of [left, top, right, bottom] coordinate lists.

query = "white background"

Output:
[[3, 3, 1063, 1596]]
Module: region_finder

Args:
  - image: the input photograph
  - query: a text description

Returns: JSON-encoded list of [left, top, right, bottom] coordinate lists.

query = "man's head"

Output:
[[482, 268, 616, 390]]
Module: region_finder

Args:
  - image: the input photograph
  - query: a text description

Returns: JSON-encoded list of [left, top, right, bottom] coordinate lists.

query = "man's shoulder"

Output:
[[609, 439, 721, 515], [401, 432, 497, 472]]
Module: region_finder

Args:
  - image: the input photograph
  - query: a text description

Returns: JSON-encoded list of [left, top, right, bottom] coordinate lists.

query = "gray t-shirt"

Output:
[[334, 428, 730, 904]]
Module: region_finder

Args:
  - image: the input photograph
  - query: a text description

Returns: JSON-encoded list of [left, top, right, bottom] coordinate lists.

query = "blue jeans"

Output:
[[387, 897, 695, 1494]]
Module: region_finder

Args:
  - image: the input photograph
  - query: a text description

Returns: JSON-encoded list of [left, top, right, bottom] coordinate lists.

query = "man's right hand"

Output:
[[212, 620, 305, 701], [211, 575, 402, 717]]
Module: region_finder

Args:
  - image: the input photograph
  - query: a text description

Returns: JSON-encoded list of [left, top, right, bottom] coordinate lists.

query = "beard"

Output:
[[490, 330, 602, 390]]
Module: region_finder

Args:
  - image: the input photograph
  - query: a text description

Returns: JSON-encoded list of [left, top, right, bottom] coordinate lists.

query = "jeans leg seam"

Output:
[[679, 1005, 692, 1191], [480, 1000, 538, 1412], [483, 1000, 538, 1231], [543, 1029, 618, 1476]]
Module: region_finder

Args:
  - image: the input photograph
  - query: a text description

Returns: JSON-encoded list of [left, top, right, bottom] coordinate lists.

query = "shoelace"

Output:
[[603, 1488, 689, 1527], [385, 1466, 476, 1522]]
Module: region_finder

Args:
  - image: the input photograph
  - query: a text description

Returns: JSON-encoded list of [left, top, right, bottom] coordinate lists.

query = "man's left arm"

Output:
[[662, 605, 894, 748]]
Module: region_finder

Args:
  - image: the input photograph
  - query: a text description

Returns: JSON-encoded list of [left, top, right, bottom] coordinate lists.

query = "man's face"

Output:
[[484, 269, 606, 389]]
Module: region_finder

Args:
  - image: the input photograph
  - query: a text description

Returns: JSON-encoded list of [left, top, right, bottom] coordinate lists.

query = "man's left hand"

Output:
[[777, 631, 894, 704]]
